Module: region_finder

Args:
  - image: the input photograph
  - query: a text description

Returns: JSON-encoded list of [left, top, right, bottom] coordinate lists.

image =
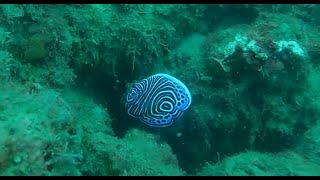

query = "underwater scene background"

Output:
[[1, 4, 320, 176]]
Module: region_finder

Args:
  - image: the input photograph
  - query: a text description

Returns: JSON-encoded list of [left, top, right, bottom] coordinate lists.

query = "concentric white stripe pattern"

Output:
[[125, 73, 192, 127]]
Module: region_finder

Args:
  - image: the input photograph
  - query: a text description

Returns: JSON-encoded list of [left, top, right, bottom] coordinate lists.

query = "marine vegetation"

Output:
[[0, 4, 320, 176]]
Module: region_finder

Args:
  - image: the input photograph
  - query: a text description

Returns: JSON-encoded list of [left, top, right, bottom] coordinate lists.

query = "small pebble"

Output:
[[13, 155, 22, 164]]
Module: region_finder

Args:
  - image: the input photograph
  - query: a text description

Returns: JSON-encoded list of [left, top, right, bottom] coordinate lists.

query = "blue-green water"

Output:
[[0, 4, 320, 176]]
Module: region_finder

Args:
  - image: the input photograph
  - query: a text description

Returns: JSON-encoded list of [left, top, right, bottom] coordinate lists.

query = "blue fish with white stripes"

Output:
[[125, 73, 192, 127]]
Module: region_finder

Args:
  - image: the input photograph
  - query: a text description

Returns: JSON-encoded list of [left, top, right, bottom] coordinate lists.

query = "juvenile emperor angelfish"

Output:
[[125, 73, 192, 127]]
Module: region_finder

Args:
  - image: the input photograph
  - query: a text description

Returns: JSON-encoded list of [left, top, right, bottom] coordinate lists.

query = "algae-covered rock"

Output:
[[296, 121, 320, 167], [198, 151, 320, 176], [89, 129, 185, 176]]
